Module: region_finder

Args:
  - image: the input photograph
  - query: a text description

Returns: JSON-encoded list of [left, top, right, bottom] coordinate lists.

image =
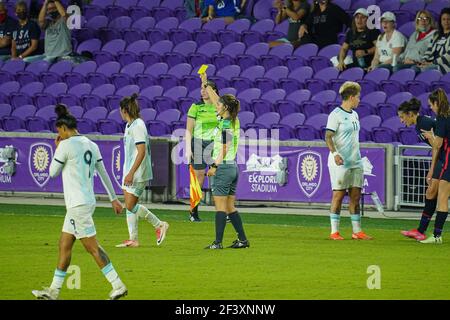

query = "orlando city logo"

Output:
[[112, 145, 123, 188], [29, 143, 53, 187], [296, 151, 322, 198]]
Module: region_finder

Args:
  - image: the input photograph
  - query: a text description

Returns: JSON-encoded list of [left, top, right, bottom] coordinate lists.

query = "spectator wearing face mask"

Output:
[[298, 0, 351, 49], [11, 1, 41, 61], [0, 2, 19, 61], [25, 0, 72, 63]]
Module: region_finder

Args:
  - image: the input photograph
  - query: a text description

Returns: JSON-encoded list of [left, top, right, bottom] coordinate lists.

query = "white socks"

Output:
[[126, 210, 138, 241], [136, 204, 161, 228], [330, 213, 340, 234], [351, 214, 362, 233], [101, 263, 124, 290], [50, 269, 66, 292]]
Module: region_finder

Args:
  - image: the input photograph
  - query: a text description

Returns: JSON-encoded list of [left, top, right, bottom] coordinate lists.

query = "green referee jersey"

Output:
[[187, 103, 218, 140], [212, 117, 240, 162]]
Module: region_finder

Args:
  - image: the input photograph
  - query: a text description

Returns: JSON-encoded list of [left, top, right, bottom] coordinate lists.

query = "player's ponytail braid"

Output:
[[120, 93, 141, 120], [429, 88, 450, 118], [220, 94, 240, 127], [55, 104, 77, 129]]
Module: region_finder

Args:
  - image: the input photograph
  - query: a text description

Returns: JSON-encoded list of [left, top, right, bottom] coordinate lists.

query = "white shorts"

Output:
[[329, 166, 364, 191], [62, 205, 96, 239], [122, 181, 147, 198]]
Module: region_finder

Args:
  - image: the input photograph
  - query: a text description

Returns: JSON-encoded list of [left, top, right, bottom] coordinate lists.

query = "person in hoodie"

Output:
[[394, 10, 436, 73], [297, 0, 351, 49]]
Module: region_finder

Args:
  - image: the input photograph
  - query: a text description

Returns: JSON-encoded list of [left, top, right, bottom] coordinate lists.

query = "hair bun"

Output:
[[130, 93, 138, 100], [55, 104, 70, 118]]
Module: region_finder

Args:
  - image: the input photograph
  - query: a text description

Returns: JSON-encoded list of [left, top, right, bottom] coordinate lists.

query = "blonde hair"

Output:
[[415, 10, 435, 32], [339, 81, 361, 101]]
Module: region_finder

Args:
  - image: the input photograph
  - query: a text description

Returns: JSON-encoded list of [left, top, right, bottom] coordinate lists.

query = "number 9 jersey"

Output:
[[51, 136, 103, 209]]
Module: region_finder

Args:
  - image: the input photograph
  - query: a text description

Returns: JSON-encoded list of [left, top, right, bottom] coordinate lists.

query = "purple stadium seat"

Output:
[[169, 29, 192, 45], [203, 18, 227, 33], [238, 111, 255, 128], [26, 117, 50, 132], [254, 112, 281, 128], [312, 90, 337, 106], [136, 74, 157, 89], [157, 74, 179, 90], [382, 116, 406, 132], [350, 0, 374, 10], [48, 61, 73, 76], [68, 83, 93, 98], [398, 21, 416, 38], [251, 18, 275, 34], [301, 101, 325, 118], [355, 102, 372, 118], [188, 88, 201, 100], [156, 109, 181, 125], [86, 15, 108, 30], [76, 39, 102, 54], [372, 127, 397, 143], [67, 106, 85, 119], [207, 75, 229, 89], [0, 104, 12, 118], [137, 0, 160, 11], [305, 67, 339, 94], [334, 0, 351, 10], [152, 96, 177, 112], [241, 30, 264, 47], [105, 5, 129, 21], [86, 72, 110, 88], [115, 84, 140, 97], [271, 124, 294, 140], [398, 127, 420, 145], [84, 5, 105, 21], [280, 113, 306, 128], [129, 6, 150, 21], [360, 115, 382, 132], [97, 28, 122, 45], [34, 92, 57, 109], [44, 83, 68, 97], [216, 30, 239, 46], [407, 69, 443, 96], [2, 116, 26, 131], [77, 118, 98, 134], [387, 92, 414, 107], [426, 0, 449, 14], [286, 89, 311, 105], [115, 0, 139, 9], [227, 17, 251, 33], [144, 62, 169, 78], [378, 0, 401, 11], [295, 124, 320, 141], [97, 119, 123, 134], [81, 94, 106, 110], [87, 84, 114, 101], [92, 0, 114, 8], [83, 107, 108, 122], [417, 92, 432, 115], [63, 72, 85, 89], [177, 97, 195, 114], [1, 59, 26, 73], [261, 89, 286, 104], [193, 29, 217, 46], [304, 113, 329, 129], [160, 0, 183, 10], [361, 91, 387, 108], [12, 105, 37, 119], [25, 60, 50, 75], [155, 17, 179, 32], [123, 29, 146, 45], [380, 69, 416, 96], [178, 18, 202, 33], [132, 17, 156, 32], [20, 81, 44, 96], [149, 40, 173, 55], [141, 85, 164, 101], [0, 70, 13, 83], [106, 95, 123, 111], [276, 100, 299, 117], [252, 99, 273, 117], [168, 63, 192, 79], [164, 86, 188, 100], [102, 39, 127, 55], [0, 81, 20, 95], [237, 88, 261, 104], [10, 93, 33, 109], [58, 94, 80, 107], [253, 78, 275, 92], [147, 120, 171, 136], [294, 43, 319, 60], [229, 77, 252, 93], [377, 103, 398, 121], [237, 65, 264, 82], [151, 7, 173, 22], [72, 61, 97, 77], [140, 108, 157, 122], [216, 65, 241, 81]]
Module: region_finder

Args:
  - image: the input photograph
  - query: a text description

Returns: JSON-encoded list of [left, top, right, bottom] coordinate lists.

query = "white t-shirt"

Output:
[[326, 107, 363, 169], [376, 30, 406, 63], [123, 118, 153, 183], [52, 136, 102, 209]]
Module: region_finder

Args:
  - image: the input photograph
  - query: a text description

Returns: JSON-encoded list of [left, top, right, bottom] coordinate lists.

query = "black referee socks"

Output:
[[215, 211, 227, 243], [228, 211, 247, 241]]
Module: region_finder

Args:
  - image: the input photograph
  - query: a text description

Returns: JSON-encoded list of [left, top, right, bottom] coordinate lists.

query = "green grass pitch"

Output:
[[0, 203, 449, 300]]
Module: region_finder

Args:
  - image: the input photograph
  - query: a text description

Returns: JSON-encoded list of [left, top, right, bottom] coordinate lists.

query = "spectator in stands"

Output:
[[297, 0, 351, 50], [11, 1, 41, 61], [0, 2, 18, 61], [332, 8, 380, 71], [269, 0, 310, 48], [394, 10, 436, 73], [417, 7, 450, 74], [185, 0, 208, 19], [26, 0, 72, 63], [368, 11, 406, 72], [203, 0, 247, 24]]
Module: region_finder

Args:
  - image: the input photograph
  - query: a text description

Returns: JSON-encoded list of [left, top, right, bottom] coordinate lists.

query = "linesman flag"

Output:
[[189, 164, 202, 211]]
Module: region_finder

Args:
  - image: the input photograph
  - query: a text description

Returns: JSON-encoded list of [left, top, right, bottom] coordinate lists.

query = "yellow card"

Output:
[[197, 64, 209, 74]]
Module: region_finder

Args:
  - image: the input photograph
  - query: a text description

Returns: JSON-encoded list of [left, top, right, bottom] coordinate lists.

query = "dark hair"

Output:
[[199, 80, 219, 104], [15, 1, 27, 11], [55, 104, 77, 129], [398, 97, 421, 114], [429, 88, 450, 117], [120, 93, 140, 120], [311, 0, 330, 13], [219, 94, 240, 126], [438, 7, 450, 35]]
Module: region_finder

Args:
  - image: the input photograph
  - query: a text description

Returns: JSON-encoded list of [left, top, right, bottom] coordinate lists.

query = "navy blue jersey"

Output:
[[434, 115, 450, 162], [415, 115, 436, 146], [12, 20, 41, 56]]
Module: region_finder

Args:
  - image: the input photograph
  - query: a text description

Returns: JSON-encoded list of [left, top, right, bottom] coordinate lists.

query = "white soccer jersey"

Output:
[[376, 30, 406, 63], [123, 118, 153, 184], [51, 136, 102, 209], [326, 107, 363, 169]]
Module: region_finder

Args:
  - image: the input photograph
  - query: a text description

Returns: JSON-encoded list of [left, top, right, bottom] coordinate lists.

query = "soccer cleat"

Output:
[[420, 235, 443, 244], [108, 285, 128, 300], [401, 229, 426, 241], [352, 231, 373, 240], [115, 240, 139, 248], [32, 287, 59, 300], [156, 221, 169, 246], [205, 241, 223, 249], [329, 232, 344, 240], [189, 212, 201, 222], [228, 239, 250, 248]]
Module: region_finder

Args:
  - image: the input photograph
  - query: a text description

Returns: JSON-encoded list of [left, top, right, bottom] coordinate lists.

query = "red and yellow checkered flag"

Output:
[[189, 164, 202, 211]]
